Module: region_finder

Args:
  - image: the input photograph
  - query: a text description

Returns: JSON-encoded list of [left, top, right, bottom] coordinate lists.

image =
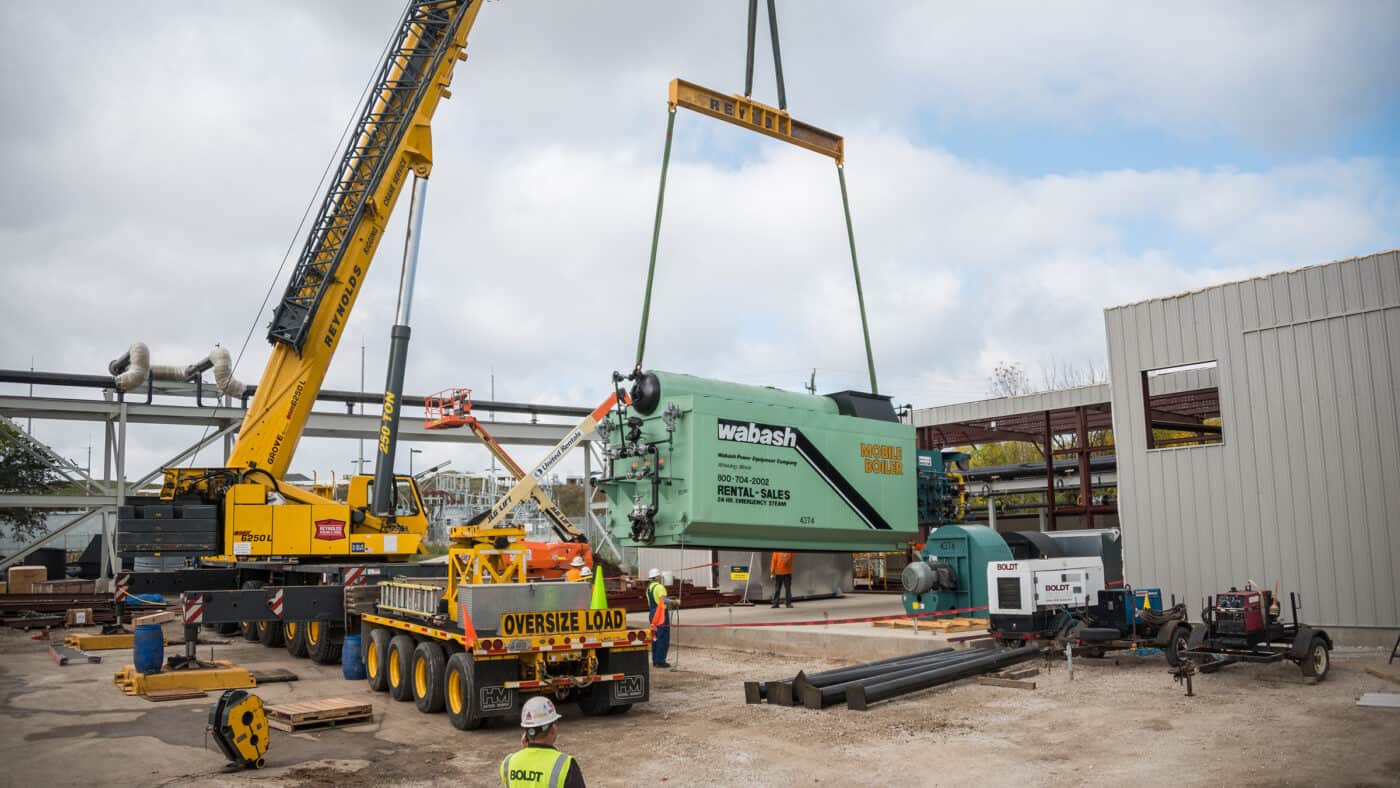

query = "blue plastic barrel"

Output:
[[342, 634, 366, 680], [133, 624, 165, 674]]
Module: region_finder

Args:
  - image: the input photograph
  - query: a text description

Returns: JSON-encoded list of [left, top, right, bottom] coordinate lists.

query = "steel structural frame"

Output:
[[0, 375, 588, 573]]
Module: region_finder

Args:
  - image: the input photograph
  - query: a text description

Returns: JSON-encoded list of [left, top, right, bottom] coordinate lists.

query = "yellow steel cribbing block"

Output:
[[65, 633, 135, 651], [112, 661, 255, 696]]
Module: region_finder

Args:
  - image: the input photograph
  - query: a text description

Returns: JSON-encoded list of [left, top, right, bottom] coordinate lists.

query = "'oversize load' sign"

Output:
[[499, 608, 627, 637]]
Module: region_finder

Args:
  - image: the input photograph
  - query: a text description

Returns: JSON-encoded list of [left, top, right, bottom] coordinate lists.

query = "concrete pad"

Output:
[[628, 594, 988, 661]]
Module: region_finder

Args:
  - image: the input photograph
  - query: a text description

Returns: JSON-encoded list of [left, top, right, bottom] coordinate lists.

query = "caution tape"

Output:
[[670, 605, 989, 629]]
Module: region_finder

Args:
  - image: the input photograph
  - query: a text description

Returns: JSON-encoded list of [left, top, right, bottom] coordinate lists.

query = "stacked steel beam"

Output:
[[745, 644, 1040, 710]]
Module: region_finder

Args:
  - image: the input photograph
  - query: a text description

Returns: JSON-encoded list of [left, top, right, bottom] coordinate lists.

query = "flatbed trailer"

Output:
[[118, 561, 444, 664], [354, 579, 652, 729]]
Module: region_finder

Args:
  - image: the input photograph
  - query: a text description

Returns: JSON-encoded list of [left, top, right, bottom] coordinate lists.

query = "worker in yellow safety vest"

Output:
[[500, 696, 586, 787], [564, 556, 587, 582], [646, 568, 674, 668]]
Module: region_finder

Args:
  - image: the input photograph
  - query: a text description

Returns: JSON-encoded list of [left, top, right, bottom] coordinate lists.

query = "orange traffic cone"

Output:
[[459, 601, 478, 647]]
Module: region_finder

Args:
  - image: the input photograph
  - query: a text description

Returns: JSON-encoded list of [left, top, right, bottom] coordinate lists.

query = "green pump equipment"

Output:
[[600, 370, 917, 552]]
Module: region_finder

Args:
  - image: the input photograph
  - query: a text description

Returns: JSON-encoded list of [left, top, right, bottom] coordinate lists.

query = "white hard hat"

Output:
[[570, 556, 586, 567], [648, 568, 661, 579], [580, 566, 594, 578], [521, 696, 561, 728]]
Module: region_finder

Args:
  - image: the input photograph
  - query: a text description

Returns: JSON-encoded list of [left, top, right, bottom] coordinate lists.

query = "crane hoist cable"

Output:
[[632, 0, 879, 394]]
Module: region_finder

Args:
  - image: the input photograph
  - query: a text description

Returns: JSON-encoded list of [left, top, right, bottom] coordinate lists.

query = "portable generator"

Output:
[[986, 557, 1106, 639], [1171, 584, 1333, 686], [1212, 589, 1272, 645]]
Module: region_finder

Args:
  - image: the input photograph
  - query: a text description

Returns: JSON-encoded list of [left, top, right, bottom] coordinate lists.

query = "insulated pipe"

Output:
[[111, 343, 150, 392], [207, 346, 245, 398], [846, 645, 1039, 710], [799, 650, 986, 708]]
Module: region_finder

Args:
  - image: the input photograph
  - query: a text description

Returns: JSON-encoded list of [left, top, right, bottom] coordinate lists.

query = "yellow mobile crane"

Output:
[[111, 1, 501, 664], [117, 0, 482, 566]]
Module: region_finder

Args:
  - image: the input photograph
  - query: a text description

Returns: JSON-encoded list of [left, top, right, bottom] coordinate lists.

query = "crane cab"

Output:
[[216, 474, 427, 561]]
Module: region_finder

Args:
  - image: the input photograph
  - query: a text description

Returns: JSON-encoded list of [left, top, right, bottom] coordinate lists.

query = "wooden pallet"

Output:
[[264, 698, 373, 732], [871, 617, 988, 633], [978, 666, 1039, 690]]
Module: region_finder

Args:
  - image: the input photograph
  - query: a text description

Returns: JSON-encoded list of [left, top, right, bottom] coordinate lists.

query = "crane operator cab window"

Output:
[[366, 480, 421, 517]]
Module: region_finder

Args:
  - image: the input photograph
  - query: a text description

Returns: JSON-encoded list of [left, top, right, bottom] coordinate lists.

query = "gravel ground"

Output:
[[2, 628, 1397, 787]]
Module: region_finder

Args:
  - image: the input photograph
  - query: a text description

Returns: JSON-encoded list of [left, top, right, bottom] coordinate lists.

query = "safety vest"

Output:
[[647, 580, 668, 609], [500, 745, 573, 788], [565, 568, 582, 582]]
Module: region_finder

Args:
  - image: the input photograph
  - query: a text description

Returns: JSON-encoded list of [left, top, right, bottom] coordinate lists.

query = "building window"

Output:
[[1140, 361, 1223, 449]]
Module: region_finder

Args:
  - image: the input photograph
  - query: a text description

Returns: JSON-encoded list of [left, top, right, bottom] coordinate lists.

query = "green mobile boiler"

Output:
[[600, 371, 917, 552]]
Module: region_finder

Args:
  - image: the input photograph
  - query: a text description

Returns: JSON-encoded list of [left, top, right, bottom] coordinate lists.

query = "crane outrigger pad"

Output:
[[114, 660, 255, 696]]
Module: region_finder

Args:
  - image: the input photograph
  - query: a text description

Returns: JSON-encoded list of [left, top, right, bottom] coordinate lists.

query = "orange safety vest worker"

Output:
[[770, 551, 793, 576]]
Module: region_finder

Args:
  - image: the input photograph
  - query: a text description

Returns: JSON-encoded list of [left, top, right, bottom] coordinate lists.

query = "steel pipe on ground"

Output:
[[798, 647, 956, 687], [745, 646, 957, 705], [846, 645, 1040, 711], [798, 650, 989, 708]]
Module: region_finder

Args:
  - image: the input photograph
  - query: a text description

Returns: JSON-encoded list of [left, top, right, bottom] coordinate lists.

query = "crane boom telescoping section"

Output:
[[231, 0, 482, 480], [121, 1, 485, 563]]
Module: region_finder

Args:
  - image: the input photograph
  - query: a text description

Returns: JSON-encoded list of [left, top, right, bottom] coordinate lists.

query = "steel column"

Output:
[[1044, 410, 1055, 531], [1077, 405, 1092, 529]]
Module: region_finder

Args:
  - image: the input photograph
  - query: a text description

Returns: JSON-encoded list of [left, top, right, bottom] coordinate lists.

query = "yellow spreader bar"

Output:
[[668, 78, 844, 163]]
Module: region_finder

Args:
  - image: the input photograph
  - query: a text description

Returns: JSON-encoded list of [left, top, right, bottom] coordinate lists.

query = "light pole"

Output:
[[409, 448, 423, 476]]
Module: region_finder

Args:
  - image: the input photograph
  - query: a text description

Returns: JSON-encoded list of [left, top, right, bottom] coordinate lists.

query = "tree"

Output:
[[987, 362, 1032, 398], [0, 422, 58, 540]]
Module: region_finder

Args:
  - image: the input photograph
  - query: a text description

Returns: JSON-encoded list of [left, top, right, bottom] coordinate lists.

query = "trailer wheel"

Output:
[[412, 641, 447, 714], [445, 652, 484, 730], [306, 620, 342, 665], [367, 627, 391, 692], [1299, 636, 1330, 680], [576, 685, 612, 716], [239, 580, 264, 641], [284, 621, 308, 658], [256, 619, 285, 648], [1165, 625, 1191, 668], [609, 703, 633, 715], [388, 634, 416, 701]]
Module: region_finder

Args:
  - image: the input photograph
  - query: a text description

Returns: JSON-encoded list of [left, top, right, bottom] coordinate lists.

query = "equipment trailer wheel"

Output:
[[239, 580, 264, 641], [576, 685, 613, 716], [284, 621, 308, 658], [306, 620, 342, 665], [256, 619, 284, 648], [387, 634, 416, 701], [444, 652, 484, 730], [367, 628, 391, 692], [412, 641, 447, 714], [1165, 625, 1191, 668], [1299, 636, 1330, 680]]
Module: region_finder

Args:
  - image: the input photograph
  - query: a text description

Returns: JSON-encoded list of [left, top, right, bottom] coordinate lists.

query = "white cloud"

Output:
[[0, 1, 1397, 485]]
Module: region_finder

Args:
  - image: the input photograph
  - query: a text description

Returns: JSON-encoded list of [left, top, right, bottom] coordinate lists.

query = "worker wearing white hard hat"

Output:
[[645, 568, 674, 668], [500, 696, 585, 787], [565, 555, 588, 583], [579, 566, 593, 579]]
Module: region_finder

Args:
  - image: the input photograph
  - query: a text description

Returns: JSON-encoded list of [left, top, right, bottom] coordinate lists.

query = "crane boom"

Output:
[[230, 0, 482, 478]]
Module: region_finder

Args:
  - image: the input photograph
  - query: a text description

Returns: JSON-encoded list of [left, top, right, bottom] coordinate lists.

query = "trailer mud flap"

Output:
[[600, 649, 649, 705], [475, 658, 519, 718]]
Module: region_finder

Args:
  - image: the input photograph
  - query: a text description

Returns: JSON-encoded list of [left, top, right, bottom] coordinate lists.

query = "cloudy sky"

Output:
[[2, 0, 1398, 482]]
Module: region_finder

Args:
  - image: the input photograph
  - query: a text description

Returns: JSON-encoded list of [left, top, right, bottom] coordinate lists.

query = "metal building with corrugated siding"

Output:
[[1104, 249, 1400, 640]]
